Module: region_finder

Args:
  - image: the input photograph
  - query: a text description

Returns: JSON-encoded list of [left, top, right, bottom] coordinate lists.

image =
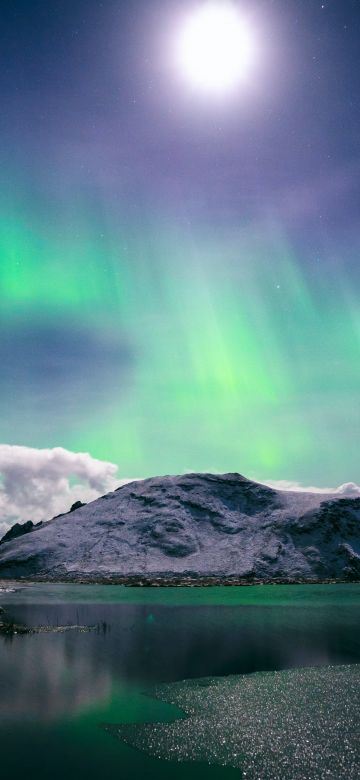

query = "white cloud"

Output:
[[263, 479, 360, 496], [0, 444, 132, 539]]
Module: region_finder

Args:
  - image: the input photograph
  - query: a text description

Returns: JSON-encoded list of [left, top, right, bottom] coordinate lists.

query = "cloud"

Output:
[[263, 479, 360, 496], [0, 444, 132, 539]]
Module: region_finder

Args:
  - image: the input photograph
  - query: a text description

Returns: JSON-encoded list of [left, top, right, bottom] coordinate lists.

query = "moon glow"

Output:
[[176, 2, 256, 95]]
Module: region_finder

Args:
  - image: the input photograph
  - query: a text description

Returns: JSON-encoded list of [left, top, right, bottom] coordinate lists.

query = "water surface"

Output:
[[0, 583, 359, 779]]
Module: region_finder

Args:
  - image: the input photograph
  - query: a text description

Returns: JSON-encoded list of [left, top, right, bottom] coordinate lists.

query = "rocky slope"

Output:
[[0, 473, 359, 582]]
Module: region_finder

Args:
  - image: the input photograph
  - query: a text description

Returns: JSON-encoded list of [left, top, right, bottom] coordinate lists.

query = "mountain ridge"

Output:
[[0, 472, 359, 582]]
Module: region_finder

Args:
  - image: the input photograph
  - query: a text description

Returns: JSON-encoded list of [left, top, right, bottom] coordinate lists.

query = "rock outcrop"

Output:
[[0, 520, 39, 545]]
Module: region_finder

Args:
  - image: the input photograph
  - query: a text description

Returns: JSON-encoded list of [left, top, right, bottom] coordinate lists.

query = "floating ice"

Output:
[[107, 665, 360, 779]]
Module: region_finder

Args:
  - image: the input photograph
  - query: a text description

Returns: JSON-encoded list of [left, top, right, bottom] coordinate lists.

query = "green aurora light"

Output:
[[1, 193, 360, 486]]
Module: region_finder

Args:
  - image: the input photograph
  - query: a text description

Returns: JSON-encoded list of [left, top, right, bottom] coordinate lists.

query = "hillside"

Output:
[[0, 473, 359, 582]]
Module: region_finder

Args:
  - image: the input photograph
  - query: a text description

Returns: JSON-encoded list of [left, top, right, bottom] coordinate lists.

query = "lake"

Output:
[[0, 583, 360, 779]]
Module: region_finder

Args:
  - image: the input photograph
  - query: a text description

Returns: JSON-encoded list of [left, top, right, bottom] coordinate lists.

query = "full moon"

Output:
[[176, 2, 256, 94]]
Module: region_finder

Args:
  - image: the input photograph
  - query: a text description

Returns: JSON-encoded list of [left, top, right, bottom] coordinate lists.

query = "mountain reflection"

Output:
[[0, 634, 112, 720], [1, 601, 360, 722]]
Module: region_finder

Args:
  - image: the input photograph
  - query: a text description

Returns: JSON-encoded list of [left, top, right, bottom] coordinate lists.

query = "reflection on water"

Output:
[[0, 632, 112, 720], [0, 585, 359, 779], [1, 596, 360, 719]]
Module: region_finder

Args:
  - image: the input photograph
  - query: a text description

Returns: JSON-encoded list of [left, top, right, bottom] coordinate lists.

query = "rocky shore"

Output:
[[1, 574, 357, 587]]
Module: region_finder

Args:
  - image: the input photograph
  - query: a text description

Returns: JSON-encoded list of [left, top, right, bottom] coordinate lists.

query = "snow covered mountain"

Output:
[[0, 472, 359, 582]]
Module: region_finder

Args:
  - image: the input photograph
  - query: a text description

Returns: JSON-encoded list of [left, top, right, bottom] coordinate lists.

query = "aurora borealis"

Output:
[[1, 0, 360, 486]]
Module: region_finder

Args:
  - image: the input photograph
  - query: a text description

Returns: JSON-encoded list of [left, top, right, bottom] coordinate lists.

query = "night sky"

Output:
[[1, 0, 360, 486]]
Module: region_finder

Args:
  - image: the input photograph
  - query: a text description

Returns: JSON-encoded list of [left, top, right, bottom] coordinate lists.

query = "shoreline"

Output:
[[1, 575, 360, 588]]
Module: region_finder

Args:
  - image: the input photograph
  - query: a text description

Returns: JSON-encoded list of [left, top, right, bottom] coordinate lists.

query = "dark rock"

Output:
[[70, 501, 86, 512], [0, 521, 34, 545]]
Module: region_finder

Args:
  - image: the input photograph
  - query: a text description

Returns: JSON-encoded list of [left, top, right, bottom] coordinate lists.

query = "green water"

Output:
[[3, 581, 360, 605], [0, 583, 359, 779]]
